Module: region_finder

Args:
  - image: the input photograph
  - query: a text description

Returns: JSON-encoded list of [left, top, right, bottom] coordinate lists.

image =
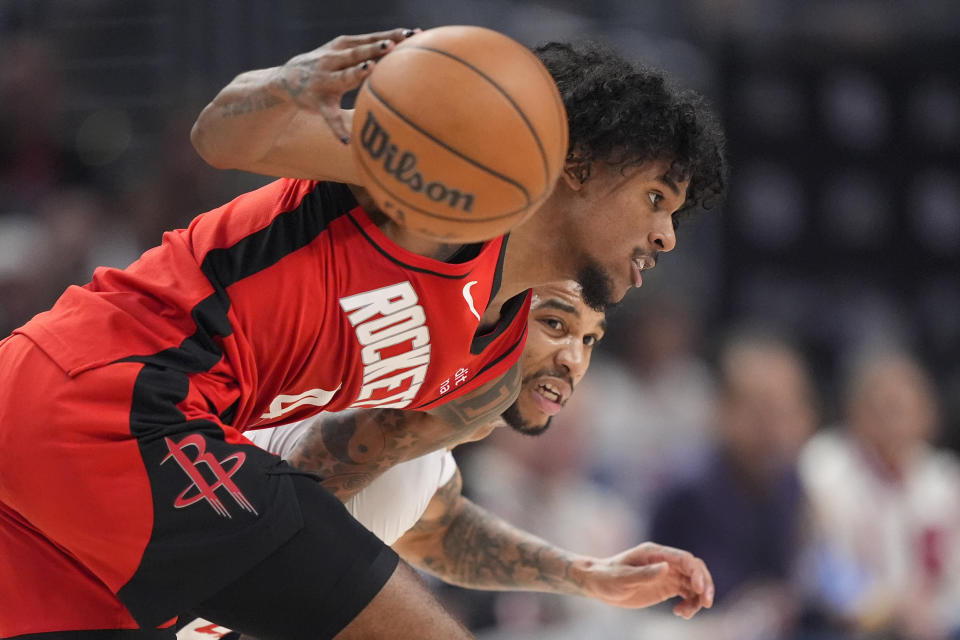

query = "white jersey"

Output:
[[178, 419, 458, 640], [245, 418, 458, 544]]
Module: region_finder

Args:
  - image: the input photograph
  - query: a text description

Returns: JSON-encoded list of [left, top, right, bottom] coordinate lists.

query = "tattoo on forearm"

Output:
[[419, 500, 584, 596], [219, 93, 285, 118], [430, 362, 521, 433]]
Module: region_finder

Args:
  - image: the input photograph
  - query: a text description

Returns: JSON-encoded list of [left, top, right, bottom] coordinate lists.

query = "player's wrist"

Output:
[[568, 556, 598, 597]]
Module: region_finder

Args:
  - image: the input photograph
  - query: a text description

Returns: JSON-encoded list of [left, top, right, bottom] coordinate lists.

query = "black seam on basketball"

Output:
[[401, 45, 552, 198], [364, 81, 530, 204], [356, 148, 546, 223], [344, 211, 468, 279]]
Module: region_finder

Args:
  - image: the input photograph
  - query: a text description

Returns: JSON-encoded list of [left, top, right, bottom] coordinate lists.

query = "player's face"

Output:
[[566, 159, 689, 311], [501, 281, 606, 435]]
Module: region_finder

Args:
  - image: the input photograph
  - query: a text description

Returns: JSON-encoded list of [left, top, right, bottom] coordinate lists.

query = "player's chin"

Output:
[[502, 398, 552, 437], [514, 418, 552, 437], [513, 400, 553, 436]]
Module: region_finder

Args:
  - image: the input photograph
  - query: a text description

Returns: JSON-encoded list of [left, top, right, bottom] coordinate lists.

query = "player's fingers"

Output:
[[651, 547, 711, 592], [672, 588, 704, 619], [703, 573, 715, 608], [322, 59, 377, 96], [325, 40, 395, 70], [667, 557, 712, 606], [331, 28, 418, 49], [673, 598, 702, 620], [688, 557, 714, 605], [319, 105, 353, 145]]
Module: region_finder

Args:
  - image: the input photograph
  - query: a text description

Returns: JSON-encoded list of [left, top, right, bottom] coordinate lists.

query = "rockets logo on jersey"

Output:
[[339, 281, 432, 409]]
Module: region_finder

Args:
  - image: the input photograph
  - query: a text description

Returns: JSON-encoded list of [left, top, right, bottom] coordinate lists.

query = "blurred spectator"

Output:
[[581, 291, 716, 515], [0, 215, 45, 335], [646, 332, 817, 639], [459, 387, 640, 634], [799, 350, 960, 640], [122, 107, 248, 251], [0, 34, 91, 214]]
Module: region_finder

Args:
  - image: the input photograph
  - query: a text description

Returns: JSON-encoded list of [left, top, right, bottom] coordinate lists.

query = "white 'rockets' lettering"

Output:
[[339, 282, 431, 409]]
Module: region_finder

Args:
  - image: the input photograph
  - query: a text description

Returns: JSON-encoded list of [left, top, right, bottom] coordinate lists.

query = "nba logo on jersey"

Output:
[[339, 281, 432, 409]]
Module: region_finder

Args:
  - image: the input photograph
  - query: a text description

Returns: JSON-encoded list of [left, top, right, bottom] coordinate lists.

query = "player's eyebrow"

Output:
[[536, 298, 578, 316], [659, 175, 681, 196]]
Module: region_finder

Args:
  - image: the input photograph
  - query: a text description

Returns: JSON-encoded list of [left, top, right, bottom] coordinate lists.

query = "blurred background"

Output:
[[2, 1, 960, 638]]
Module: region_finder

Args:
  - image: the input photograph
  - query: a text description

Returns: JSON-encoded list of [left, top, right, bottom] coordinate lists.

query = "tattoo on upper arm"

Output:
[[289, 408, 442, 502], [429, 361, 521, 433]]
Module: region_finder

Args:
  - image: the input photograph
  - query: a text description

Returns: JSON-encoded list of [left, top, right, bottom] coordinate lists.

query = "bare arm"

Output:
[[393, 470, 715, 618], [287, 361, 521, 501], [190, 29, 414, 181]]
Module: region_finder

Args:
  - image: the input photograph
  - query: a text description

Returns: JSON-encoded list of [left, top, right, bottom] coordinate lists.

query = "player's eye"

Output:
[[542, 318, 564, 332], [583, 335, 598, 346], [649, 192, 663, 207]]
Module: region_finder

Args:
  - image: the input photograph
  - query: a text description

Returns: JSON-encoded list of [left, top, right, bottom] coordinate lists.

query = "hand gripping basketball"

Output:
[[351, 26, 569, 243], [274, 28, 419, 144]]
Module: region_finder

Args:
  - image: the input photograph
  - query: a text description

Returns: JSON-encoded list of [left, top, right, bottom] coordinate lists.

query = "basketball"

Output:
[[351, 25, 568, 243]]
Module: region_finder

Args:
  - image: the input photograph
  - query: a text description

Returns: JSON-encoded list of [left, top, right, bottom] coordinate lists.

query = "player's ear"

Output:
[[561, 155, 590, 191]]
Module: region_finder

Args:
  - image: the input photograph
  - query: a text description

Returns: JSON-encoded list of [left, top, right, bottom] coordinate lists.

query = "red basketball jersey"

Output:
[[17, 179, 529, 430]]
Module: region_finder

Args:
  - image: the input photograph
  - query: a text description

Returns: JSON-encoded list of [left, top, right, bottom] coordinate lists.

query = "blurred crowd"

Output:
[[453, 309, 960, 640], [2, 2, 960, 639]]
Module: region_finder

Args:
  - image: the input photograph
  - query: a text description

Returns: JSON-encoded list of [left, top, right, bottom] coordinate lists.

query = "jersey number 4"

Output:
[[261, 385, 341, 419]]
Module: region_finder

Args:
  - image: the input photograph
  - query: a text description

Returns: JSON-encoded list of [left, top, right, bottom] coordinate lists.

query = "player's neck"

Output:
[[349, 185, 464, 261], [379, 220, 464, 261], [482, 196, 573, 326]]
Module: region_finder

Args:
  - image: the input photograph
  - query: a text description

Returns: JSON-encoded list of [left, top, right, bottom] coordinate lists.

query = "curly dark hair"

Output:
[[534, 41, 727, 218]]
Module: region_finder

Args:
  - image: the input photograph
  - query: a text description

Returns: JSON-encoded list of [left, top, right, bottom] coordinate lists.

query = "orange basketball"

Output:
[[351, 25, 568, 243]]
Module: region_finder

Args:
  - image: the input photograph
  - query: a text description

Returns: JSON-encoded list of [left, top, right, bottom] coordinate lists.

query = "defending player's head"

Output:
[[501, 281, 606, 436], [533, 42, 727, 312]]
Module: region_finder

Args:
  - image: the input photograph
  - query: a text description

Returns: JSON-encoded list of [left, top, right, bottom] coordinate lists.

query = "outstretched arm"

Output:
[[393, 469, 715, 619], [190, 29, 415, 181]]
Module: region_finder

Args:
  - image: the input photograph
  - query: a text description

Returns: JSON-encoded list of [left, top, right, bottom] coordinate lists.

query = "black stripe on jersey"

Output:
[[345, 210, 468, 280], [485, 233, 509, 311], [119, 295, 229, 372], [470, 289, 529, 355], [202, 181, 356, 307], [112, 181, 369, 625], [118, 181, 355, 372], [473, 328, 526, 379]]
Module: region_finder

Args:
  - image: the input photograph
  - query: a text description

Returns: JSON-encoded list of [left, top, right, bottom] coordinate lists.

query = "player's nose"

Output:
[[555, 340, 586, 376], [649, 215, 677, 253]]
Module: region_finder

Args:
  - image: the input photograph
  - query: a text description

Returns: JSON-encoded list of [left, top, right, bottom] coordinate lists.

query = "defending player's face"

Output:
[[501, 281, 606, 435], [565, 159, 689, 312]]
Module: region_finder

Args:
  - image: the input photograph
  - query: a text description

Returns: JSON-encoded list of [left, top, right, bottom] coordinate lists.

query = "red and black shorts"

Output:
[[0, 334, 397, 639]]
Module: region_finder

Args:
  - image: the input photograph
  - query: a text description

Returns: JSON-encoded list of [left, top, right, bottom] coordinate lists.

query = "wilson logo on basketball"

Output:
[[359, 111, 476, 213]]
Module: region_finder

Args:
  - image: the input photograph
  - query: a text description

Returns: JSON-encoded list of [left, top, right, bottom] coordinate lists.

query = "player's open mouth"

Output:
[[531, 379, 570, 415], [631, 256, 655, 288]]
